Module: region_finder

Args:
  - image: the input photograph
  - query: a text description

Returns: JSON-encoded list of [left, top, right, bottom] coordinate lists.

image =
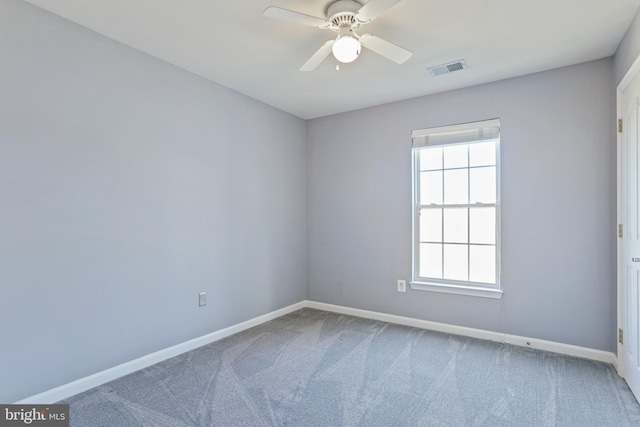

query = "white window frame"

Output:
[[411, 119, 502, 299]]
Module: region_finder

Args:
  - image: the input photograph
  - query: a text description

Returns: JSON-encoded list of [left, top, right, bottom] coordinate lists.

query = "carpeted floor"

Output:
[[62, 308, 640, 426]]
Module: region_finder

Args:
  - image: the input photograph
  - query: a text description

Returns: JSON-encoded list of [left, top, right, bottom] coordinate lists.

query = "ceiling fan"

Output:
[[264, 0, 412, 71]]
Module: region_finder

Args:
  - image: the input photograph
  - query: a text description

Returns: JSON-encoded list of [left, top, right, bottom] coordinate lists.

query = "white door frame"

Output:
[[617, 52, 640, 377]]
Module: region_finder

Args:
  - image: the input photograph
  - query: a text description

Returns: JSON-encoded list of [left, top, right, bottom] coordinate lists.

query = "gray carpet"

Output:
[[62, 308, 640, 426]]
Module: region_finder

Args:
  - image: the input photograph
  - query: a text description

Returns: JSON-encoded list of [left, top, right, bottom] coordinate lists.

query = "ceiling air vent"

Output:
[[428, 59, 468, 76]]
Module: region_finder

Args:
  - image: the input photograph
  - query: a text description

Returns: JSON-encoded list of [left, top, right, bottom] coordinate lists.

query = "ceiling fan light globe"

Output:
[[332, 35, 361, 63]]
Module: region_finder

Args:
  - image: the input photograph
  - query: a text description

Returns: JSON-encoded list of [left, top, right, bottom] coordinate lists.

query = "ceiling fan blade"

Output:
[[359, 34, 412, 64], [264, 6, 329, 28], [299, 40, 335, 71], [355, 0, 404, 23]]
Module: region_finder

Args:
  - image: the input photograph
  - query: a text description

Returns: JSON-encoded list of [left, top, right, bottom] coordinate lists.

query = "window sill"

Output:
[[410, 281, 503, 299]]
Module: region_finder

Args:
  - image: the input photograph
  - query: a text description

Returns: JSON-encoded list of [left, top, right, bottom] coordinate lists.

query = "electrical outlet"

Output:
[[397, 280, 406, 293], [198, 292, 206, 307]]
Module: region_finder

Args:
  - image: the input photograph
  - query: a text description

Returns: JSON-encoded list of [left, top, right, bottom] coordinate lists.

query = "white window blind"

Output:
[[412, 119, 500, 148]]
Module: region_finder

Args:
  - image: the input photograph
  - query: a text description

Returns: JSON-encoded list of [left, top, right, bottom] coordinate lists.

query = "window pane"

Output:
[[420, 147, 442, 171], [443, 144, 468, 169], [412, 120, 500, 292], [469, 207, 495, 244], [444, 244, 468, 281], [420, 243, 442, 279], [444, 169, 468, 204], [470, 245, 496, 283], [469, 141, 496, 167], [444, 208, 468, 243], [420, 171, 443, 204], [420, 208, 442, 242], [469, 166, 496, 203]]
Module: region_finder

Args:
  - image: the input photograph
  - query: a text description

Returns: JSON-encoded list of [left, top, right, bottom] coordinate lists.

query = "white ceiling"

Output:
[[22, 0, 640, 119]]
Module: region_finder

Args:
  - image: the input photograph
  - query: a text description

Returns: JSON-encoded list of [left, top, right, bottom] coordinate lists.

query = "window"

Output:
[[411, 119, 501, 298]]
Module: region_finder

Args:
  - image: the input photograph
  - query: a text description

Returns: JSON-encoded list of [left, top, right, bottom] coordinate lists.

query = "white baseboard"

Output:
[[16, 301, 306, 404], [306, 301, 618, 367], [18, 299, 618, 403]]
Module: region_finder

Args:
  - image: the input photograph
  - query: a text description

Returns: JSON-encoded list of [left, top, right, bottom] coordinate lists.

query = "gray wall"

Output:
[[614, 5, 640, 85], [0, 0, 307, 403], [307, 58, 616, 352]]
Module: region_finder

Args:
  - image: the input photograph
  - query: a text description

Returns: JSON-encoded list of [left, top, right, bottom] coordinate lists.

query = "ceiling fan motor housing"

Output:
[[327, 0, 363, 30]]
